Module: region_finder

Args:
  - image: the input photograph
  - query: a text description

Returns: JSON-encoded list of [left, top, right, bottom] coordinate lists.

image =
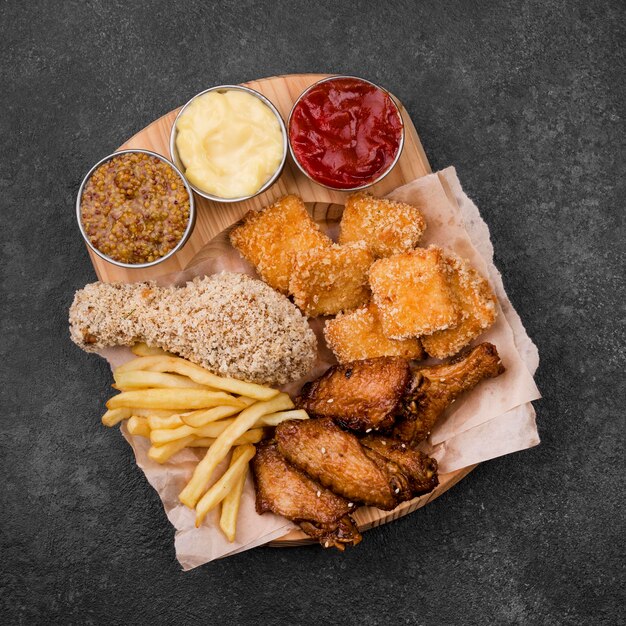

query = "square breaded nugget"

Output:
[[230, 195, 331, 293], [339, 192, 426, 258], [369, 246, 460, 338], [324, 301, 425, 363], [421, 251, 497, 358], [290, 242, 374, 317]]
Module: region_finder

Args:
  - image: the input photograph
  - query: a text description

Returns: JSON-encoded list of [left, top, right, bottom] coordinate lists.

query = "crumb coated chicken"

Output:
[[68, 273, 317, 386]]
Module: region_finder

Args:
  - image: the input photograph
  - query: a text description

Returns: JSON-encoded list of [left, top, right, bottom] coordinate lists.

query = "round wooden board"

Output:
[[88, 73, 474, 545]]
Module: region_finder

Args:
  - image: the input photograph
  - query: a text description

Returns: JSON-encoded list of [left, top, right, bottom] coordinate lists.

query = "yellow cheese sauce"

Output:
[[175, 90, 284, 199]]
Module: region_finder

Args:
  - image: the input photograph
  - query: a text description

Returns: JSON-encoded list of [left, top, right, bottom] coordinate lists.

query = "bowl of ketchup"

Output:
[[288, 76, 404, 190]]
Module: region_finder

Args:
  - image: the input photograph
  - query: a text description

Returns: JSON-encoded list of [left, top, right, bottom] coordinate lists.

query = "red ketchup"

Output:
[[288, 77, 403, 189]]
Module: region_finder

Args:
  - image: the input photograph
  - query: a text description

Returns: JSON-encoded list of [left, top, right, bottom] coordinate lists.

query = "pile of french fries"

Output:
[[100, 343, 308, 541]]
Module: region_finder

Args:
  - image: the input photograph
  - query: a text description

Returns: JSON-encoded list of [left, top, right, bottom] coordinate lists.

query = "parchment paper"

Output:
[[99, 167, 541, 569]]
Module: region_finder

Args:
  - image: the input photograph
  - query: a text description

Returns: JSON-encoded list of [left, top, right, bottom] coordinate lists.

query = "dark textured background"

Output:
[[1, 1, 624, 624]]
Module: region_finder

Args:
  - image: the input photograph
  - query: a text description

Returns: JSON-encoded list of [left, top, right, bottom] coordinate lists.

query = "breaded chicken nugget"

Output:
[[339, 192, 426, 258], [421, 251, 497, 358], [290, 242, 374, 317], [324, 301, 425, 363], [230, 195, 331, 293], [369, 246, 459, 338]]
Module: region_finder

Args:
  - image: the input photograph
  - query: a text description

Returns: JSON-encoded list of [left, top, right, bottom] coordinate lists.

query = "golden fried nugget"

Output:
[[290, 242, 374, 317], [421, 251, 497, 358], [369, 246, 460, 338], [229, 195, 331, 293], [339, 192, 426, 257], [324, 301, 425, 363]]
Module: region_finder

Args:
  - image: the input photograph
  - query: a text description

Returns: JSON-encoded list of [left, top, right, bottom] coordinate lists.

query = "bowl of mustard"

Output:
[[170, 85, 288, 203]]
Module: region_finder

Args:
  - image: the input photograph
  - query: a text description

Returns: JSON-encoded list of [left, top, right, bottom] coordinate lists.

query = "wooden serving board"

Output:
[[88, 73, 474, 545]]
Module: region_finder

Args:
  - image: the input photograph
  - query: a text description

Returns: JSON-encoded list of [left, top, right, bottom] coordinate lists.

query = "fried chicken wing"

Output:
[[394, 342, 505, 444], [275, 418, 415, 510], [360, 435, 439, 495], [296, 357, 412, 432], [251, 440, 361, 550]]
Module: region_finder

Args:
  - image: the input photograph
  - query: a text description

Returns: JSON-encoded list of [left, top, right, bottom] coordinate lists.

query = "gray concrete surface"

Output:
[[1, 1, 624, 624]]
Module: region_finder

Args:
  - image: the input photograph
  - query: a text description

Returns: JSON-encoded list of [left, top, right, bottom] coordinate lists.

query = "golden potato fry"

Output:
[[421, 250, 498, 358], [229, 194, 332, 293], [147, 413, 186, 430], [339, 192, 426, 257], [101, 407, 132, 427], [180, 405, 245, 428], [114, 371, 210, 391], [148, 429, 264, 464], [219, 447, 251, 541], [127, 416, 150, 438], [195, 444, 256, 527], [255, 409, 309, 427], [131, 343, 174, 357], [179, 393, 293, 508], [106, 389, 246, 411], [369, 246, 460, 338], [115, 356, 278, 401], [324, 301, 425, 363], [129, 408, 180, 418], [151, 419, 237, 446], [290, 242, 374, 317]]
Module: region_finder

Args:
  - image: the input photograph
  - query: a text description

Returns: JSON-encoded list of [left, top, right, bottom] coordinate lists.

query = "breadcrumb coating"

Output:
[[290, 242, 374, 317], [324, 301, 425, 363], [69, 273, 317, 385], [421, 251, 497, 358], [339, 192, 426, 257], [229, 195, 331, 293], [369, 246, 460, 339]]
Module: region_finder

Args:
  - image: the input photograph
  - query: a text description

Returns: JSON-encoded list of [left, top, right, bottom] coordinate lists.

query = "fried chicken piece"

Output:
[[394, 342, 505, 444], [68, 273, 317, 386], [339, 191, 426, 258], [251, 440, 361, 550], [360, 435, 439, 495], [421, 251, 498, 359], [324, 301, 425, 363], [369, 246, 460, 339], [296, 356, 412, 433], [229, 195, 331, 294], [275, 418, 414, 510], [290, 242, 374, 317]]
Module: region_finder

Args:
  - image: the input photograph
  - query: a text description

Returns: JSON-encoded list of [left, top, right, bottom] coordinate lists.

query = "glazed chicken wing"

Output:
[[276, 418, 427, 510], [296, 357, 412, 432], [360, 435, 439, 496], [393, 342, 505, 444], [251, 440, 361, 550]]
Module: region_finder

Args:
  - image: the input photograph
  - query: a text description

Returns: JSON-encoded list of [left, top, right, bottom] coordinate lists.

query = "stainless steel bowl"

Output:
[[169, 85, 288, 203], [76, 148, 196, 269], [287, 75, 405, 191]]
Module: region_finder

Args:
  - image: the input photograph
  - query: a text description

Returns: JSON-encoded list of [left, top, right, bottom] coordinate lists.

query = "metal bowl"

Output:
[[76, 148, 196, 269], [287, 75, 405, 191], [169, 85, 288, 203]]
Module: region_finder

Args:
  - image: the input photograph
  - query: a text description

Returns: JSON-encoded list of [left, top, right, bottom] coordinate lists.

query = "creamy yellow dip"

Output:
[[175, 90, 284, 199]]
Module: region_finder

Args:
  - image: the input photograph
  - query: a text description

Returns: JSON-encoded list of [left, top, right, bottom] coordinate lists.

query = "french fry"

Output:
[[129, 408, 180, 418], [179, 393, 293, 508], [147, 413, 186, 430], [115, 356, 278, 401], [148, 436, 195, 463], [127, 416, 150, 438], [190, 428, 264, 448], [219, 446, 252, 541], [131, 343, 173, 357], [147, 429, 264, 464], [106, 389, 246, 411], [180, 405, 245, 428], [195, 444, 256, 527], [114, 371, 210, 391], [256, 409, 309, 427], [101, 407, 132, 427], [150, 418, 237, 446]]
